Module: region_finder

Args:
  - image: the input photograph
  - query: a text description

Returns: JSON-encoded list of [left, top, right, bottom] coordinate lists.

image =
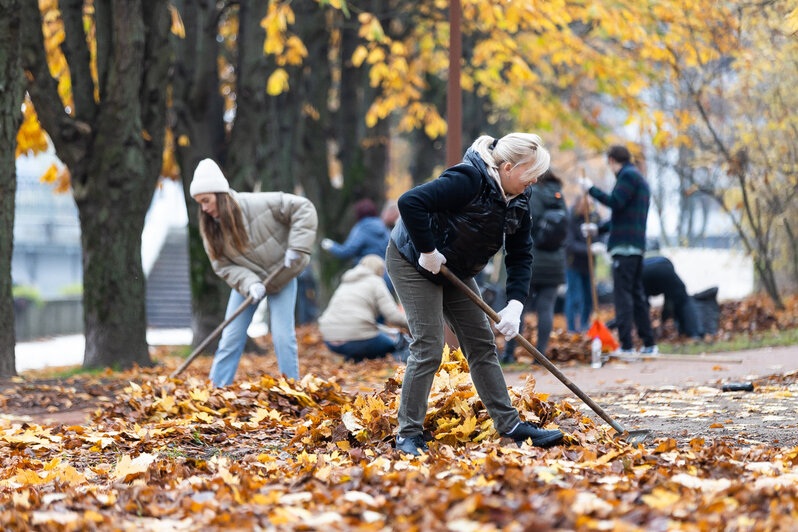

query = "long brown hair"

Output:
[[199, 193, 249, 260]]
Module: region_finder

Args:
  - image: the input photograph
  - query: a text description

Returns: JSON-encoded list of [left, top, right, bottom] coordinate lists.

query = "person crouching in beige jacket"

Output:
[[319, 255, 410, 362], [190, 159, 318, 386]]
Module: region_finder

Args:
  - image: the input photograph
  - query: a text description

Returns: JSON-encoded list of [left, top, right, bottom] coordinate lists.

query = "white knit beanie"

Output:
[[190, 159, 230, 197]]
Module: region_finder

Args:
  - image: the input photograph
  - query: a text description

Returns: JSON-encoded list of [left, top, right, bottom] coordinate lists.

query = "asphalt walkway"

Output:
[[506, 344, 797, 396]]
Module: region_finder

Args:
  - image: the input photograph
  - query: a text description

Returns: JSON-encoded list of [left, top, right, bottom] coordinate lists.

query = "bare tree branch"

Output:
[[94, 0, 111, 101], [60, 0, 97, 120], [140, 0, 171, 178], [19, 0, 88, 170]]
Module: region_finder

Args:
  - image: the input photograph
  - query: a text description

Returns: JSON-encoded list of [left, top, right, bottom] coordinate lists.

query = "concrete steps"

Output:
[[146, 227, 192, 328]]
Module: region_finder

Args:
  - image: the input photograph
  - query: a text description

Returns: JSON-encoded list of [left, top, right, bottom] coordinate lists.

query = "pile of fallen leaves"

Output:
[[650, 293, 798, 344], [714, 293, 798, 335], [3, 346, 798, 530]]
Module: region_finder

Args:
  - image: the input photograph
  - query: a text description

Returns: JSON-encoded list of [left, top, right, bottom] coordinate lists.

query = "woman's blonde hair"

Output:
[[199, 193, 249, 260], [358, 254, 385, 277], [471, 133, 550, 187]]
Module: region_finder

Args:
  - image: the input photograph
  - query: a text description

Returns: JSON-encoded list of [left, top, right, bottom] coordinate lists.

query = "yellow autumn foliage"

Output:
[[267, 68, 290, 96], [16, 100, 49, 158]]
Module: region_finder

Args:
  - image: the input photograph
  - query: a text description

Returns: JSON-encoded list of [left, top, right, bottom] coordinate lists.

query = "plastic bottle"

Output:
[[590, 337, 603, 368]]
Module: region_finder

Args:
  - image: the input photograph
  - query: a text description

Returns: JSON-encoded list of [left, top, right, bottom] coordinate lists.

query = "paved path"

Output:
[[504, 344, 798, 446], [505, 344, 797, 396]]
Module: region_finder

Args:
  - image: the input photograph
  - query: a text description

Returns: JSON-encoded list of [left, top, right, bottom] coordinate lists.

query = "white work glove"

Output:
[[418, 249, 446, 274], [580, 222, 599, 238], [578, 176, 593, 192], [284, 249, 303, 268], [248, 282, 266, 302], [320, 238, 335, 251], [495, 299, 524, 340], [590, 241, 606, 255]]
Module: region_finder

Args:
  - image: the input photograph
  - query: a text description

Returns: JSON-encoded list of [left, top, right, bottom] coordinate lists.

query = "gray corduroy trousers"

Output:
[[386, 241, 520, 437]]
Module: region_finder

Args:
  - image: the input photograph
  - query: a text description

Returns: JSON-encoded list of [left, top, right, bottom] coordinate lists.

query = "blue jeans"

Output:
[[325, 333, 399, 362], [565, 269, 593, 332], [209, 278, 299, 386]]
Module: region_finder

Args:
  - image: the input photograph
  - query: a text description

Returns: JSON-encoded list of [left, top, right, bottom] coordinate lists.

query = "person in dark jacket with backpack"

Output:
[[564, 195, 602, 333], [387, 133, 564, 456], [502, 170, 566, 363], [579, 145, 656, 355]]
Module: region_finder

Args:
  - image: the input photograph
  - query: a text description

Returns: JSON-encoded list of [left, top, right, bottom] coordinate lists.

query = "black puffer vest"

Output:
[[392, 159, 530, 282]]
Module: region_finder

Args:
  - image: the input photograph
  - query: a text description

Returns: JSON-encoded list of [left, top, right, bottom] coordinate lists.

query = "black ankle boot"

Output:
[[502, 421, 563, 448], [395, 434, 428, 456]]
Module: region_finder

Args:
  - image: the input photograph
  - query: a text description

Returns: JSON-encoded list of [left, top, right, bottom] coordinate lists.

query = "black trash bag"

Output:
[[691, 286, 719, 336]]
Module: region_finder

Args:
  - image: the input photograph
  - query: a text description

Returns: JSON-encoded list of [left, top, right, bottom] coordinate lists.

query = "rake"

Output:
[[169, 266, 286, 379], [439, 264, 652, 445]]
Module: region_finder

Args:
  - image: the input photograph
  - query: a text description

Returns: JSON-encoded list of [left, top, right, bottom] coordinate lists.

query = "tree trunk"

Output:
[[337, 7, 389, 207], [227, 0, 272, 191], [21, 0, 170, 369], [783, 219, 798, 289], [81, 0, 170, 368], [262, 3, 334, 294], [171, 0, 230, 347], [78, 189, 152, 368], [0, 0, 24, 378], [407, 76, 446, 186]]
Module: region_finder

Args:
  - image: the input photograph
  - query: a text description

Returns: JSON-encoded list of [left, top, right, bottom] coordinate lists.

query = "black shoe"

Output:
[[395, 434, 429, 456], [502, 421, 563, 448]]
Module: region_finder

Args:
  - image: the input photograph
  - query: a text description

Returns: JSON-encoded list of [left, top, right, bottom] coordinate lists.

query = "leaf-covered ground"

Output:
[[2, 340, 798, 531]]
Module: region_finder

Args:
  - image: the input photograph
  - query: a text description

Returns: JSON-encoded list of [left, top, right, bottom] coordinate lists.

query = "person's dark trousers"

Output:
[[386, 242, 520, 437], [565, 269, 592, 332], [612, 254, 654, 350], [325, 333, 399, 362], [503, 284, 558, 361]]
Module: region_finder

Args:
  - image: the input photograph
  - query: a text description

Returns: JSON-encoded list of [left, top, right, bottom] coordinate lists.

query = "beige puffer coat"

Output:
[[206, 191, 318, 296], [318, 265, 407, 342]]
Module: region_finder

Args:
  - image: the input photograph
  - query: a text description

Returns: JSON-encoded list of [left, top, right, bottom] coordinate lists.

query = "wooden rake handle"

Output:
[[168, 266, 287, 379], [438, 264, 630, 435], [581, 177, 600, 323]]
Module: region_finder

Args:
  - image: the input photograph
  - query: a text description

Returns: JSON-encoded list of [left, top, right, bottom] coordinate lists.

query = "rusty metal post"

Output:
[[446, 0, 462, 167]]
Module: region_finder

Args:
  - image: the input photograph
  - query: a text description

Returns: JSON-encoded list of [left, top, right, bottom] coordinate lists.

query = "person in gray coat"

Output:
[[502, 170, 567, 363]]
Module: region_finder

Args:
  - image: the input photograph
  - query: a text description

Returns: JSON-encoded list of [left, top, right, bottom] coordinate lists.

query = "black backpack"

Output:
[[532, 186, 568, 251]]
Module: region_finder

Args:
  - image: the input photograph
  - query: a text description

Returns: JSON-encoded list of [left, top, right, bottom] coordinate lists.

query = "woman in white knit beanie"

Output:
[[190, 158, 318, 385]]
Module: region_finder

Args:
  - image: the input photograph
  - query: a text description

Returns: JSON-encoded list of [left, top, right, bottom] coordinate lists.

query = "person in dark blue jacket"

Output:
[[321, 199, 390, 264], [321, 198, 392, 290], [387, 133, 564, 456]]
